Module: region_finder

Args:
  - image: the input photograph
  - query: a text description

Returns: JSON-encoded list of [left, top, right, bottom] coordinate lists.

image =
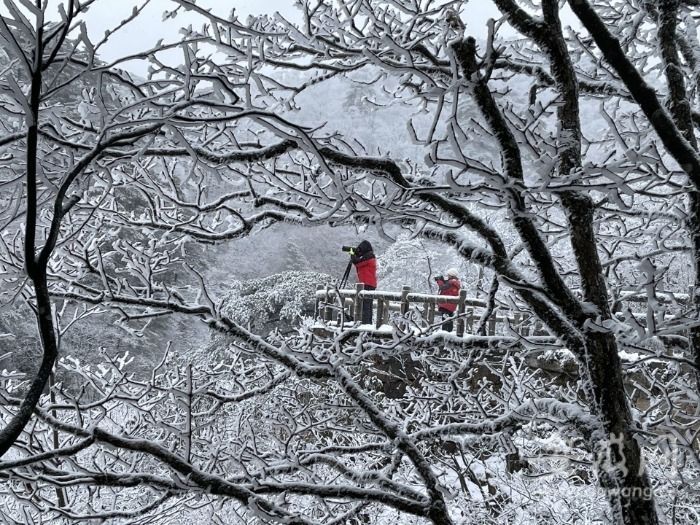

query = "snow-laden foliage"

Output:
[[221, 270, 331, 332], [377, 236, 482, 294], [4, 325, 697, 524]]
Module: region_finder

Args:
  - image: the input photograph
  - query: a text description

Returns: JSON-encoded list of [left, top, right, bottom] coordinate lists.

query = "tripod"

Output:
[[339, 260, 352, 289]]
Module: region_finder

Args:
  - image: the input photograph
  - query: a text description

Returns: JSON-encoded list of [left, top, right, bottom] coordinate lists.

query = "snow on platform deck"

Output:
[[311, 322, 558, 345]]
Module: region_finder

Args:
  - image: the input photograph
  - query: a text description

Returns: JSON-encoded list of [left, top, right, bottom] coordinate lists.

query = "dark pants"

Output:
[[362, 285, 376, 325], [438, 307, 455, 332]]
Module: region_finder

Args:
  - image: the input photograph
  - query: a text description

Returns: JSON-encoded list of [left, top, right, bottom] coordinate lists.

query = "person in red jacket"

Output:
[[435, 268, 461, 332], [350, 240, 377, 324]]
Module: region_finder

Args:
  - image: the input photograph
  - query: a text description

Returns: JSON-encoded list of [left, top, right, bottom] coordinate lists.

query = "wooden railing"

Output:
[[315, 283, 546, 337], [315, 284, 693, 338]]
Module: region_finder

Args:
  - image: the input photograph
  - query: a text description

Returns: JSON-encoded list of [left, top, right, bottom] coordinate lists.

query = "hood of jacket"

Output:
[[356, 240, 373, 256]]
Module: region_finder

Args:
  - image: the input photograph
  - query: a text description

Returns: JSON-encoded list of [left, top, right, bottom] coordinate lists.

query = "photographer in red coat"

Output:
[[435, 268, 461, 332], [350, 240, 377, 324]]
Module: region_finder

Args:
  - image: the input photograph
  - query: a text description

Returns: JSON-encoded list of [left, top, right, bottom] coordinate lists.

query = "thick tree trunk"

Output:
[[541, 3, 659, 520], [0, 22, 57, 457], [569, 0, 700, 393], [656, 0, 700, 389], [0, 273, 58, 457], [688, 192, 700, 384], [564, 194, 658, 524], [463, 2, 661, 521], [584, 331, 657, 524]]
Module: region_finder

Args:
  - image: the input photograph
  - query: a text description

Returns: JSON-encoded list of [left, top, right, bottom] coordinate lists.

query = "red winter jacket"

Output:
[[354, 257, 377, 288], [436, 277, 460, 312]]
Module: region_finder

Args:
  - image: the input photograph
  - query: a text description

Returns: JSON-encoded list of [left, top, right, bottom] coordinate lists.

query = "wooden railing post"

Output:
[[337, 302, 345, 330], [466, 308, 474, 333], [533, 319, 544, 336], [427, 302, 435, 325], [315, 284, 324, 321], [324, 285, 333, 322], [456, 289, 467, 336], [354, 283, 364, 322], [400, 286, 411, 315], [512, 313, 520, 335], [376, 299, 385, 329]]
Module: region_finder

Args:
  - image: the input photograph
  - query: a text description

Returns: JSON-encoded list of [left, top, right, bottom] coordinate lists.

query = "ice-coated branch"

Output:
[[568, 0, 700, 186], [330, 362, 454, 524], [450, 34, 588, 325], [411, 397, 595, 440]]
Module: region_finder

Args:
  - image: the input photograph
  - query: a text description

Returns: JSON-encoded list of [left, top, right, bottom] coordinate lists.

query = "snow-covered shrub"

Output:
[[221, 270, 331, 333]]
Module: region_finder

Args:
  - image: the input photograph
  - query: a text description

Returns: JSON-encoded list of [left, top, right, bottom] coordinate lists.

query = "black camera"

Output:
[[341, 246, 354, 252]]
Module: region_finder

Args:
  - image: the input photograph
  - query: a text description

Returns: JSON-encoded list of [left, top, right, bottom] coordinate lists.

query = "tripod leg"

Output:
[[339, 260, 352, 289], [337, 260, 354, 322]]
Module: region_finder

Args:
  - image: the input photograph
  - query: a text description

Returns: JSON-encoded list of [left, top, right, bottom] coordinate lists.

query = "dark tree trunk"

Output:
[[688, 192, 700, 384], [456, 2, 661, 521], [0, 273, 59, 457], [0, 21, 58, 457], [569, 0, 700, 393]]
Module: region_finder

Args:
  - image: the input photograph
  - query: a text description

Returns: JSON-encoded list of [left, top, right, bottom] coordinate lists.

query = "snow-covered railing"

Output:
[[315, 284, 694, 337], [612, 288, 691, 305], [315, 284, 546, 337]]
